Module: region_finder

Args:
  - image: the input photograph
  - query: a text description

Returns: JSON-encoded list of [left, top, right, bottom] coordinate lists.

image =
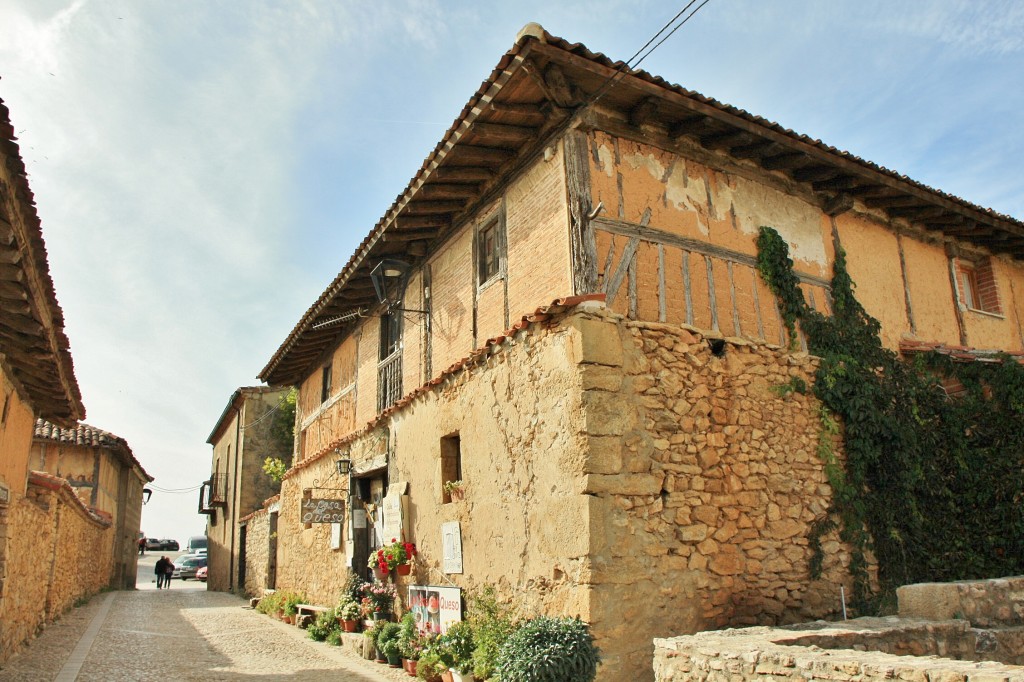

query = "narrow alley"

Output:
[[0, 555, 406, 681]]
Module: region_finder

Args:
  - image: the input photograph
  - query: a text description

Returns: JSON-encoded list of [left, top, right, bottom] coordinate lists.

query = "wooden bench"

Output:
[[295, 603, 331, 628]]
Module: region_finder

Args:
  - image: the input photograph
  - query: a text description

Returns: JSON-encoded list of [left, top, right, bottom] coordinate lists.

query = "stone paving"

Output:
[[0, 554, 410, 681]]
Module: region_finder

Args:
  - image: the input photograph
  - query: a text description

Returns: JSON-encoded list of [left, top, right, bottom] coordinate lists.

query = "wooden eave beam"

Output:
[[381, 227, 441, 242], [533, 42, 1024, 246], [418, 183, 480, 200], [864, 194, 920, 209], [488, 101, 547, 122], [700, 129, 748, 151], [812, 175, 857, 192], [628, 97, 659, 127], [887, 205, 946, 220], [431, 166, 494, 183], [792, 165, 837, 182], [0, 263, 24, 282], [450, 145, 514, 166], [729, 140, 775, 160], [471, 122, 537, 144], [393, 215, 449, 229], [403, 200, 466, 215], [761, 152, 807, 171], [668, 115, 713, 139]]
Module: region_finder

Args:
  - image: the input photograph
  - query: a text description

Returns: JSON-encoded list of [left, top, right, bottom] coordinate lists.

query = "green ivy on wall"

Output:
[[756, 226, 1024, 610]]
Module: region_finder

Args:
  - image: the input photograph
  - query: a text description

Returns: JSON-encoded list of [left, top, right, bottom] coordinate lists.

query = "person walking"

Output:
[[164, 556, 175, 588], [154, 556, 168, 588]]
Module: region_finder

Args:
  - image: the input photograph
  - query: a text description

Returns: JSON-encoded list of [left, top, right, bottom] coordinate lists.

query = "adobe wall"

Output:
[[586, 128, 1024, 354], [0, 477, 112, 663], [576, 308, 862, 679]]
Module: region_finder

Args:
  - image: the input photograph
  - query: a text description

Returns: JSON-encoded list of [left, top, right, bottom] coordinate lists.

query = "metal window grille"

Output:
[[377, 349, 402, 412]]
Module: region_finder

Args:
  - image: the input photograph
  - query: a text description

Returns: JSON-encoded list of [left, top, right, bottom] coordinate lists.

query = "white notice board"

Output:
[[442, 521, 463, 574]]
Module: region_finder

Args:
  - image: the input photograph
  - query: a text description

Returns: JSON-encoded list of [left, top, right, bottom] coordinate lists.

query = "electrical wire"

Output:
[[590, 0, 714, 105], [148, 483, 203, 493]]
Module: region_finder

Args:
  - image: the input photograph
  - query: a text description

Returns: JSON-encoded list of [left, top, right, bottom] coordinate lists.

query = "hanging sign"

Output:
[[300, 498, 345, 523], [408, 585, 462, 635]]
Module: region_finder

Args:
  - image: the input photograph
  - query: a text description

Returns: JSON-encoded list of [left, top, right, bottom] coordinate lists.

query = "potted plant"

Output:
[[371, 538, 417, 576], [306, 608, 339, 642], [416, 645, 446, 682], [494, 616, 600, 682], [398, 613, 422, 674], [439, 621, 475, 682], [377, 622, 402, 667], [281, 590, 306, 625], [363, 621, 382, 661], [467, 587, 514, 681], [361, 581, 398, 621], [255, 591, 282, 617], [443, 480, 465, 502], [337, 599, 361, 632]]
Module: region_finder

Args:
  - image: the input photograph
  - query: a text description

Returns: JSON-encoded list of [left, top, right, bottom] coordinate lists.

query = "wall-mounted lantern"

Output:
[[336, 458, 352, 477], [143, 488, 152, 505], [370, 259, 428, 315]]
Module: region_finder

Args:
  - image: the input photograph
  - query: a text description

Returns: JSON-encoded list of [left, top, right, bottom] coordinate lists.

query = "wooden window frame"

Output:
[[477, 215, 505, 287], [956, 256, 1002, 316]]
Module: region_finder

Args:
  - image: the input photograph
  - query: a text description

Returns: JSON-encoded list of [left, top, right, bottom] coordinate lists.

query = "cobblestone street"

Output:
[[0, 555, 408, 681]]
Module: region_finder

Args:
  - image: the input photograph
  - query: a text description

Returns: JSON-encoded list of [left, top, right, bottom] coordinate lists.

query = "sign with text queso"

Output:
[[408, 585, 462, 636], [300, 498, 345, 524]]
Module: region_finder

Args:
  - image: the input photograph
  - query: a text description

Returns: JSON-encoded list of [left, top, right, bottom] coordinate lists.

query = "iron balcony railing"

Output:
[[198, 472, 228, 514], [377, 349, 403, 413]]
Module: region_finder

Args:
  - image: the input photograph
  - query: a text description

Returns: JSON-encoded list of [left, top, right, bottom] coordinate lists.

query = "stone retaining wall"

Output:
[[898, 577, 1024, 628], [654, 620, 1024, 681]]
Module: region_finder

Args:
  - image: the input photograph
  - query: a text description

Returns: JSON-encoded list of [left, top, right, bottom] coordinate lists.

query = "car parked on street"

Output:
[[195, 566, 207, 582], [172, 554, 207, 580], [145, 538, 179, 551]]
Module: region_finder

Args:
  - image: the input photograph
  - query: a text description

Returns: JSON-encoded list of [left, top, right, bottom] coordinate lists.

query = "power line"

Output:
[[591, 0, 714, 106]]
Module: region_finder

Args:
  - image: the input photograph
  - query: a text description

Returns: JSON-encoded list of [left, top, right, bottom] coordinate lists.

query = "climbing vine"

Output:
[[757, 226, 1024, 610]]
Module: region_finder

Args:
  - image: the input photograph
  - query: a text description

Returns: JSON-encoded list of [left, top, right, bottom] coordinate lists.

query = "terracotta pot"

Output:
[[373, 565, 389, 582], [396, 563, 411, 576], [440, 670, 454, 682], [341, 619, 358, 633], [449, 487, 464, 501], [405, 659, 418, 677]]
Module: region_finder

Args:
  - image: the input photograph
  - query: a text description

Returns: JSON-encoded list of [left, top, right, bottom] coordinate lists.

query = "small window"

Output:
[[441, 433, 462, 504], [320, 363, 333, 403], [956, 256, 1001, 315], [477, 218, 504, 284]]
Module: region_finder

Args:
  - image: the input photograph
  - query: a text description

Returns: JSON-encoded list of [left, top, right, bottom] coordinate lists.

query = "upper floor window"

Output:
[[955, 256, 1001, 315], [477, 217, 505, 285], [320, 363, 333, 403]]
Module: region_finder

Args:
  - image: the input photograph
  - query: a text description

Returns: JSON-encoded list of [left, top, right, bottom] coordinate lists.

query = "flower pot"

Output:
[[449, 488, 464, 501], [395, 563, 411, 576], [341, 619, 358, 633], [405, 659, 418, 677], [450, 670, 474, 682], [373, 565, 389, 582], [373, 611, 390, 622], [440, 671, 454, 682], [387, 653, 402, 668], [375, 648, 387, 664]]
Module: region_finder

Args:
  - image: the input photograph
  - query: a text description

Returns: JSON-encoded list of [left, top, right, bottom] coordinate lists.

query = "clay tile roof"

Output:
[[260, 25, 1024, 387], [899, 339, 1024, 364], [0, 98, 84, 424], [34, 418, 154, 481]]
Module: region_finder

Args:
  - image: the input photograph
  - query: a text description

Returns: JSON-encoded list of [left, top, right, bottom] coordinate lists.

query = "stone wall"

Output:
[[653, 621, 1024, 681], [241, 506, 271, 597], [579, 310, 862, 677], [0, 473, 112, 663]]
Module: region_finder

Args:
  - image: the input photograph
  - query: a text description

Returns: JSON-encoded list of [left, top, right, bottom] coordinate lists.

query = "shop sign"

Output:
[[408, 585, 462, 635], [300, 498, 345, 523]]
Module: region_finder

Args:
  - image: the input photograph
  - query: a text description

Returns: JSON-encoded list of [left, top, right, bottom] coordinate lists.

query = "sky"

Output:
[[1, 0, 1022, 544]]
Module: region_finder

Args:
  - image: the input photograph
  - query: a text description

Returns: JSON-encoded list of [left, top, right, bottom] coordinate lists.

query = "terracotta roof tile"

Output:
[[899, 339, 1024, 364], [33, 418, 153, 481]]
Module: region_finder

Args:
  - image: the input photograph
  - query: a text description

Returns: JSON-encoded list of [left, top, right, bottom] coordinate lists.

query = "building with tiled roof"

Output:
[[0, 96, 95, 663], [31, 419, 152, 593], [246, 27, 1024, 678]]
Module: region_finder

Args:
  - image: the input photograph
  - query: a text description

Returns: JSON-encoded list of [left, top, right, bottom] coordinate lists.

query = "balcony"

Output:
[[197, 472, 228, 515]]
